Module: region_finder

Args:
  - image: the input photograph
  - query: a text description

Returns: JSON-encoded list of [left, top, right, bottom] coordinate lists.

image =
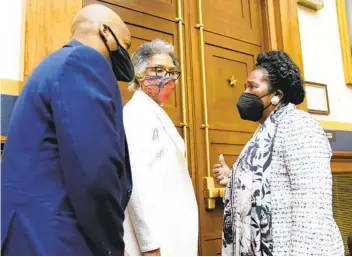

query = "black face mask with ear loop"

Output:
[[236, 91, 275, 122], [101, 26, 135, 82]]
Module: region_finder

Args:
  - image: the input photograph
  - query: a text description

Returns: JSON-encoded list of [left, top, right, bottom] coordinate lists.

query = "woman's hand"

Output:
[[212, 154, 230, 186]]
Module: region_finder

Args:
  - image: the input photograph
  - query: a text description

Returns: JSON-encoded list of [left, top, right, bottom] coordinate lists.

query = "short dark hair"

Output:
[[255, 50, 305, 105]]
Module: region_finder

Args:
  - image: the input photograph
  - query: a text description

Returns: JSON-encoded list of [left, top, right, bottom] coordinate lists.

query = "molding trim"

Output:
[[319, 120, 352, 131], [336, 0, 352, 85], [333, 151, 352, 159], [0, 79, 22, 96], [272, 0, 308, 111], [297, 0, 324, 11], [331, 151, 352, 174]]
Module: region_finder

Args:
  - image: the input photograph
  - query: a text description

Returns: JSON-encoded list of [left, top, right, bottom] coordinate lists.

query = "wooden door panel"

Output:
[[203, 0, 261, 45], [205, 43, 258, 132], [203, 32, 260, 133], [210, 130, 253, 145], [209, 130, 253, 172], [203, 238, 222, 256], [202, 204, 223, 240], [100, 0, 179, 22], [202, 130, 253, 243]]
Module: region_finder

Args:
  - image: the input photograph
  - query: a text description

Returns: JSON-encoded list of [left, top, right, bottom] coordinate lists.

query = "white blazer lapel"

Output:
[[135, 91, 185, 155], [155, 106, 185, 155]]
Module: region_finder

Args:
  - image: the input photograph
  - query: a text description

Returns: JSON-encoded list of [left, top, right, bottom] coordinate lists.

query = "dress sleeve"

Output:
[[283, 114, 336, 255]]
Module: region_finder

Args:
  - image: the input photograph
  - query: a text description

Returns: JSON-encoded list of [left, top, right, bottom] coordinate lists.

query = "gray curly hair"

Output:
[[128, 39, 179, 92]]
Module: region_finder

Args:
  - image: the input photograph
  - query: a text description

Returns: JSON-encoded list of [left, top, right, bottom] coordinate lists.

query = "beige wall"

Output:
[[298, 0, 352, 124], [0, 0, 26, 82], [0, 0, 26, 96]]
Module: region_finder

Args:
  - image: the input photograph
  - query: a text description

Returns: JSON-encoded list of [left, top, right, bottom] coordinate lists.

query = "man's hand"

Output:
[[124, 251, 129, 256], [142, 249, 161, 256], [212, 154, 230, 186]]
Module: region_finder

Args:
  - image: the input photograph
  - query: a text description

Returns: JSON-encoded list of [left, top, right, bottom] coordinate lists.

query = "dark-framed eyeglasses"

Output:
[[146, 66, 181, 80]]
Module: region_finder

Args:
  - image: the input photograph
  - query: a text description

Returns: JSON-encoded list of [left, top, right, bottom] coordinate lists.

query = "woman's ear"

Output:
[[136, 76, 146, 84], [276, 89, 284, 101], [271, 89, 284, 106], [135, 76, 146, 90]]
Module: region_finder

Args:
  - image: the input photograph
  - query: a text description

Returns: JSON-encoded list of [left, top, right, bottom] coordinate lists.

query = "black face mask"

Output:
[[101, 27, 134, 82], [236, 92, 272, 122]]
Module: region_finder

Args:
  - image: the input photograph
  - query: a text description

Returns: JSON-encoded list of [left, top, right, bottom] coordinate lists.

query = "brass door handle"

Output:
[[204, 177, 226, 210], [228, 75, 237, 88]]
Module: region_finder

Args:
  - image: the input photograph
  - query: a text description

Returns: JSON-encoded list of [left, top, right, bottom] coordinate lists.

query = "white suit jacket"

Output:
[[123, 90, 198, 256]]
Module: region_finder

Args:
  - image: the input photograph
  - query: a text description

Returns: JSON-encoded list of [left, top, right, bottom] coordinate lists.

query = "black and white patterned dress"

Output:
[[222, 103, 344, 256]]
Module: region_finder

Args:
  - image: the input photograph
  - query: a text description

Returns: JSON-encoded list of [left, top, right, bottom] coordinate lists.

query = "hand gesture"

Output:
[[212, 154, 230, 186]]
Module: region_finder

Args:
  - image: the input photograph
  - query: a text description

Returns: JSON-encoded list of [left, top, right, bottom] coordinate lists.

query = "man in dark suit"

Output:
[[1, 4, 133, 256]]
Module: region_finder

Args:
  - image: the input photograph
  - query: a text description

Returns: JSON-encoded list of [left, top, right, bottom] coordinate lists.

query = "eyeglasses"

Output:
[[146, 67, 181, 80]]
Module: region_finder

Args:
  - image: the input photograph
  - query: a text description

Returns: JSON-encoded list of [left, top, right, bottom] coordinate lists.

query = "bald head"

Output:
[[71, 4, 131, 62]]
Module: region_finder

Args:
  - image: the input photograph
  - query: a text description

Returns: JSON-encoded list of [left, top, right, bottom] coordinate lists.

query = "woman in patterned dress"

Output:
[[212, 51, 344, 256]]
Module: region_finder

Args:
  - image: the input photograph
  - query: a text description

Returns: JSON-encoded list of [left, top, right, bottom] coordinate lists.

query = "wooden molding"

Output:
[[297, 0, 324, 11], [332, 151, 352, 173], [319, 120, 352, 131], [0, 79, 23, 96], [333, 151, 352, 159], [336, 0, 352, 86], [271, 0, 308, 111], [261, 0, 278, 50]]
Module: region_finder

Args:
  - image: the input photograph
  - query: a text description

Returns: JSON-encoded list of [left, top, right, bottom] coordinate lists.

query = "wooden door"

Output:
[[189, 0, 264, 255]]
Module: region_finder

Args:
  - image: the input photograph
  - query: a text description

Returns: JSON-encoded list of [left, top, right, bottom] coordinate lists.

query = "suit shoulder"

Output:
[[57, 44, 116, 91], [27, 44, 108, 79], [64, 44, 109, 68]]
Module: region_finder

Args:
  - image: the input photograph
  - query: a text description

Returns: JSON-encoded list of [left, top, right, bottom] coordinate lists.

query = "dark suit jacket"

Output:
[[1, 40, 132, 256]]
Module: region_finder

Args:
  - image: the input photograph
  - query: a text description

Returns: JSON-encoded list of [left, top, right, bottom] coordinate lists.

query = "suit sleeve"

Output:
[[283, 115, 336, 255], [52, 47, 125, 255], [123, 106, 161, 252]]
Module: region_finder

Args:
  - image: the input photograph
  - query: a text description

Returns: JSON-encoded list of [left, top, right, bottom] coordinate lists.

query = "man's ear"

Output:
[[99, 24, 109, 42]]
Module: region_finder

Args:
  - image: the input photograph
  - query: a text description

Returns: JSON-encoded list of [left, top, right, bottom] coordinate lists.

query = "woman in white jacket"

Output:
[[123, 39, 198, 256]]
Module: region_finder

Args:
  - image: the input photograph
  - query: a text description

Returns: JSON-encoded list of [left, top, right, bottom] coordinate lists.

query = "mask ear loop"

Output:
[[107, 26, 123, 51]]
